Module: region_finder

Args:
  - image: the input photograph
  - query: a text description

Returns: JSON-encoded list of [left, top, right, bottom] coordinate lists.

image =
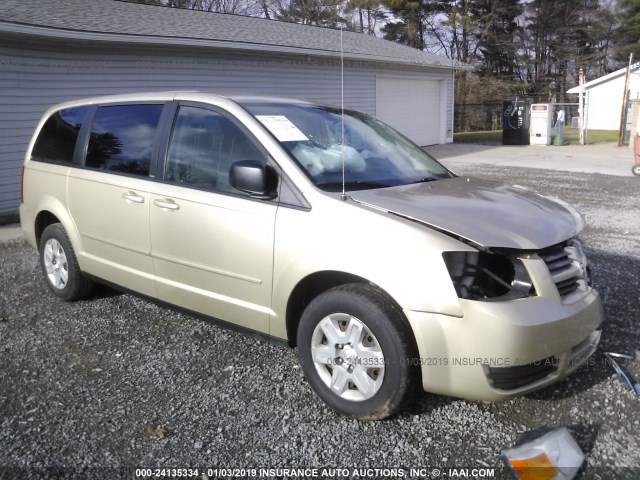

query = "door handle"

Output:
[[154, 199, 180, 210], [122, 192, 144, 203]]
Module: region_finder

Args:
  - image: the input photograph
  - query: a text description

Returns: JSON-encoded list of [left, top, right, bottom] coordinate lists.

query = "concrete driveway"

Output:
[[426, 142, 636, 177]]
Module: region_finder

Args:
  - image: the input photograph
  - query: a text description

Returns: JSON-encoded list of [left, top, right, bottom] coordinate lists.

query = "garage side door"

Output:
[[376, 77, 441, 146]]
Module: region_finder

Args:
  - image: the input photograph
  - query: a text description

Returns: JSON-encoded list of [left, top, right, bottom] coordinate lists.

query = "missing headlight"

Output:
[[443, 251, 535, 301]]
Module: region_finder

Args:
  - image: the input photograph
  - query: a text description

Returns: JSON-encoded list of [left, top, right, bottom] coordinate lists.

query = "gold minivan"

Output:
[[20, 92, 603, 419]]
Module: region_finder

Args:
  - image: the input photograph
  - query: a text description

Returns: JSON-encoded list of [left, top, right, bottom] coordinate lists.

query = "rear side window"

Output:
[[32, 106, 90, 163], [86, 104, 163, 177]]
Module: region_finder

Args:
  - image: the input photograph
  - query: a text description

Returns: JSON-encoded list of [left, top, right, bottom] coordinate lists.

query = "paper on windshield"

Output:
[[256, 115, 309, 142]]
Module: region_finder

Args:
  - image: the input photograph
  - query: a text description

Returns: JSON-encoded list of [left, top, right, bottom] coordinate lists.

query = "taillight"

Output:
[[21, 166, 24, 203]]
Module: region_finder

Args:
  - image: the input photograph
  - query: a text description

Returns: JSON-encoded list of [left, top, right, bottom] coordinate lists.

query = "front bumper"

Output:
[[404, 288, 603, 401]]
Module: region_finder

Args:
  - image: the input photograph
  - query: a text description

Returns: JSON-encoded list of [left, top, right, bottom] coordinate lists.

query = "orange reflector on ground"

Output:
[[510, 452, 558, 480], [502, 428, 584, 480]]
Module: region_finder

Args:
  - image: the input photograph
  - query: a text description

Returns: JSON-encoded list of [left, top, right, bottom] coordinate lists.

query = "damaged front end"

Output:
[[442, 250, 535, 301], [402, 235, 603, 400], [443, 238, 593, 303]]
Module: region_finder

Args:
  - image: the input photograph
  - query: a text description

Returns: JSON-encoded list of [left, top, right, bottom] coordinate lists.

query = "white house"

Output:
[[567, 63, 640, 131], [0, 0, 462, 218]]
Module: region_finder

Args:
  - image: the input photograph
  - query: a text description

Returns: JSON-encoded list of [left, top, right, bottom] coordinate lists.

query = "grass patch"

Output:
[[453, 130, 503, 143], [454, 127, 620, 145]]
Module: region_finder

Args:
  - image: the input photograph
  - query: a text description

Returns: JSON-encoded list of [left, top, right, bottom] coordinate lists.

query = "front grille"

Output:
[[540, 247, 573, 272], [539, 241, 587, 297], [555, 277, 580, 296], [487, 357, 558, 390]]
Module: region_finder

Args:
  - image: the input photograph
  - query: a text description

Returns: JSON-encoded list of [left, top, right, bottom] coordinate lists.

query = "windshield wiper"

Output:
[[411, 176, 439, 184]]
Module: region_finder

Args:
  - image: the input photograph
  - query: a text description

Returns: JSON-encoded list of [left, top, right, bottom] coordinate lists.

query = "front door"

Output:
[[150, 105, 277, 332]]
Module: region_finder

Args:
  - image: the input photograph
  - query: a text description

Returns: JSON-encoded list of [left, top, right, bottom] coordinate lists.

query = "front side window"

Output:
[[240, 101, 453, 191], [165, 106, 264, 194], [32, 106, 90, 163], [86, 104, 163, 177]]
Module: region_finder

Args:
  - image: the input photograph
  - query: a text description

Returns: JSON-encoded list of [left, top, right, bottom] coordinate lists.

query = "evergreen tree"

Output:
[[275, 0, 345, 27], [344, 0, 385, 34], [470, 0, 522, 80], [519, 0, 602, 102], [615, 0, 640, 61], [381, 0, 435, 49]]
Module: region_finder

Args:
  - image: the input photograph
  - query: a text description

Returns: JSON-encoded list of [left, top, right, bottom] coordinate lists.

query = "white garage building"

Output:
[[0, 0, 459, 218], [567, 63, 640, 131]]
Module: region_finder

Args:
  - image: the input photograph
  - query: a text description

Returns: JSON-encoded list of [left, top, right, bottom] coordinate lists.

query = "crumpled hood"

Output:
[[349, 177, 582, 250]]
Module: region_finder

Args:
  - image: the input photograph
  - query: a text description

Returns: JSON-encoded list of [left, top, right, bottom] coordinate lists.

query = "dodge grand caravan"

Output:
[[20, 92, 603, 419]]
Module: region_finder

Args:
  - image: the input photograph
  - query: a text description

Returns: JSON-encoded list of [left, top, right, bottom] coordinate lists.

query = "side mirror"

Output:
[[230, 160, 278, 199]]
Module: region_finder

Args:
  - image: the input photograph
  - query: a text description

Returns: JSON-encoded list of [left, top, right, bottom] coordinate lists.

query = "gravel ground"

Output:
[[1, 164, 639, 480]]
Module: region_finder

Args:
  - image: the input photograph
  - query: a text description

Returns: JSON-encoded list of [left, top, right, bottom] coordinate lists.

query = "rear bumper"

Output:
[[405, 289, 603, 401]]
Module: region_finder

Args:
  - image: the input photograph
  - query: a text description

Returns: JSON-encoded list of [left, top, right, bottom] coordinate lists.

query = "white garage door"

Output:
[[376, 77, 441, 146]]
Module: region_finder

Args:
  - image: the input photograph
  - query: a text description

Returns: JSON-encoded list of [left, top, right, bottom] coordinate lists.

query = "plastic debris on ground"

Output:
[[502, 427, 585, 480], [604, 351, 640, 395]]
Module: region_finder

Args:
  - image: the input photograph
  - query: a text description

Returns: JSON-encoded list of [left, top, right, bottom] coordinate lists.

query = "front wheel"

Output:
[[39, 223, 93, 301], [297, 284, 418, 420], [633, 164, 640, 176]]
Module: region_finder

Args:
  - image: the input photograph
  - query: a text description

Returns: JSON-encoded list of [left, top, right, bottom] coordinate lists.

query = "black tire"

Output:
[[297, 283, 418, 420], [633, 164, 640, 176], [39, 223, 93, 301]]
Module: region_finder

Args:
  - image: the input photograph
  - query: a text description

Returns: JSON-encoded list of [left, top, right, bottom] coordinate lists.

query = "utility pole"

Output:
[[579, 68, 585, 146], [618, 53, 634, 146]]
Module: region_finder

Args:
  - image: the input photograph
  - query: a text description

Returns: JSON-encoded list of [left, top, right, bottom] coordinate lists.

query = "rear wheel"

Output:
[[39, 223, 93, 301], [633, 164, 640, 176], [297, 283, 418, 420]]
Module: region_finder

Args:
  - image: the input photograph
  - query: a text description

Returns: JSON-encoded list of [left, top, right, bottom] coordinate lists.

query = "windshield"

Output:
[[240, 101, 454, 191]]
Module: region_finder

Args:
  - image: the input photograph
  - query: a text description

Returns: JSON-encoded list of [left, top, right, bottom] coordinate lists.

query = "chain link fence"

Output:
[[455, 102, 582, 133], [454, 102, 504, 132]]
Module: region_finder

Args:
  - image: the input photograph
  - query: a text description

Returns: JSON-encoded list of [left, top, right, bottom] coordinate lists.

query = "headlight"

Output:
[[443, 251, 535, 301]]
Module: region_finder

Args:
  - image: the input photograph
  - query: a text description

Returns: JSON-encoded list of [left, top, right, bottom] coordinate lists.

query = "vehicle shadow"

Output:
[[399, 389, 458, 417], [89, 282, 124, 300]]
